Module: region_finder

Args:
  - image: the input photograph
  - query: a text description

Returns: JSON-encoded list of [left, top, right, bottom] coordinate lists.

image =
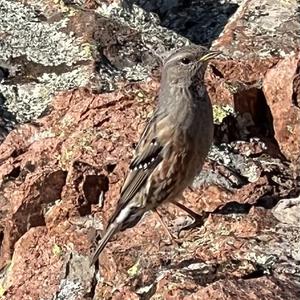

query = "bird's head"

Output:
[[161, 45, 220, 86]]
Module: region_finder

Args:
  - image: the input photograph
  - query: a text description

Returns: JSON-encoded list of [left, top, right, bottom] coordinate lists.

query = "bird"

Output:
[[90, 45, 220, 265]]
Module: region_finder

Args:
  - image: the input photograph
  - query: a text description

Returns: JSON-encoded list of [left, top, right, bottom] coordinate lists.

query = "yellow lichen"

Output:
[[127, 260, 141, 278], [52, 243, 63, 257], [213, 104, 234, 125], [58, 129, 96, 170]]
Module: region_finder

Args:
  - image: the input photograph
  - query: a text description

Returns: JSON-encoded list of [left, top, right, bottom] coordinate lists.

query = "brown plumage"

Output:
[[90, 45, 219, 265]]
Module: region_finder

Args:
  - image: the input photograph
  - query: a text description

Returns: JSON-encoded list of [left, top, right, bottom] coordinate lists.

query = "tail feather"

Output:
[[90, 223, 119, 266], [90, 203, 143, 266]]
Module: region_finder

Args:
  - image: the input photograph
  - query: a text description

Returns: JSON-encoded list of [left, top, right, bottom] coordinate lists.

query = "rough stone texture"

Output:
[[183, 277, 299, 300], [0, 86, 159, 299], [0, 0, 189, 128], [272, 195, 300, 225], [0, 0, 93, 124], [208, 0, 300, 164], [212, 0, 300, 58], [263, 54, 300, 162], [0, 0, 300, 299], [122, 0, 241, 45]]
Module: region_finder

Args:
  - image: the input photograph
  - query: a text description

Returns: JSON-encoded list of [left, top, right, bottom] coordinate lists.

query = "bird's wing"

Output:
[[120, 137, 162, 202], [108, 112, 170, 225], [90, 115, 164, 264]]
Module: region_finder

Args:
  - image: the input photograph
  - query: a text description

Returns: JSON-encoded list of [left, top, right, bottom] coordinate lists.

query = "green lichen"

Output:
[[212, 104, 234, 125], [58, 129, 96, 170], [52, 243, 63, 257], [0, 285, 6, 297], [287, 125, 294, 134], [0, 0, 93, 123], [52, 0, 77, 16], [127, 259, 141, 278], [0, 262, 12, 298]]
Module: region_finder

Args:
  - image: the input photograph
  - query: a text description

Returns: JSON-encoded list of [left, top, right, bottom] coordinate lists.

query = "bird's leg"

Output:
[[172, 200, 207, 220], [153, 208, 177, 242]]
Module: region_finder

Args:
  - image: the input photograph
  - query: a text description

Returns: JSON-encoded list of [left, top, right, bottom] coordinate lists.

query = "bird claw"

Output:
[[162, 236, 181, 246], [176, 212, 209, 238]]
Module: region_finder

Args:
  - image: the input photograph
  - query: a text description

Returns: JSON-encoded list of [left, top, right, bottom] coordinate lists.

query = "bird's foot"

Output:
[[175, 212, 209, 238]]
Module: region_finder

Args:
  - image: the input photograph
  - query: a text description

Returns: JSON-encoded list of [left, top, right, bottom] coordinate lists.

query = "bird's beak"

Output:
[[199, 50, 222, 61]]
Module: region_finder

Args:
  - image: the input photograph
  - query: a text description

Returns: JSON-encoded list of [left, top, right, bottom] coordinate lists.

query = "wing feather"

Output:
[[108, 112, 166, 225]]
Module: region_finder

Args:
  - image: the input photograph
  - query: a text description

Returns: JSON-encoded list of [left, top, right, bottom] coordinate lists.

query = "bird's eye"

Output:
[[180, 57, 191, 65]]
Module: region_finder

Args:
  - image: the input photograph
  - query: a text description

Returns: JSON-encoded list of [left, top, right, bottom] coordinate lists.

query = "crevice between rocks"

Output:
[[292, 62, 300, 108], [0, 170, 68, 267], [78, 174, 109, 216], [242, 266, 267, 280], [0, 231, 3, 252], [236, 85, 286, 160]]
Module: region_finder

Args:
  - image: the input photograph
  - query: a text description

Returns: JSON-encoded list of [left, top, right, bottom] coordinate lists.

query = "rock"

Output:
[[2, 226, 95, 300], [0, 0, 300, 299], [272, 195, 300, 225], [3, 227, 64, 299], [208, 0, 300, 162], [0, 0, 94, 124], [263, 54, 300, 162], [184, 277, 300, 300], [0, 0, 189, 129], [123, 0, 240, 45], [0, 168, 68, 269], [213, 0, 299, 58], [200, 0, 300, 213]]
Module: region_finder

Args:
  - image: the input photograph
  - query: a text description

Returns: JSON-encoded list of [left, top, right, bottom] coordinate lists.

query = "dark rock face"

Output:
[[0, 0, 299, 299], [124, 0, 241, 45]]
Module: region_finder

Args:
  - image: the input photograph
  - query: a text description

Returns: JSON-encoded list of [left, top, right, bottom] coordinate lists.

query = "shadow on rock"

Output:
[[125, 0, 239, 45]]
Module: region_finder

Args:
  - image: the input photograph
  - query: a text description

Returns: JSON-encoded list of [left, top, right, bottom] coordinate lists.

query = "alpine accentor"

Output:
[[91, 45, 219, 265]]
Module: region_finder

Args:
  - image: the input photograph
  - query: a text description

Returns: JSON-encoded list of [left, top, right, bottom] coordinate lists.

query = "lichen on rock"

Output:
[[0, 0, 299, 299]]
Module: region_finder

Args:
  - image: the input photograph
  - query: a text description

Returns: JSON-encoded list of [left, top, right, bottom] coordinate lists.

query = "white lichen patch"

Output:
[[0, 1, 90, 65], [29, 129, 56, 143], [0, 65, 91, 123]]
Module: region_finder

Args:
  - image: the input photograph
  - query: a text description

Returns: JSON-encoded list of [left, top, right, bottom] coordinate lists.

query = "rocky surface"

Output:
[[0, 0, 299, 299]]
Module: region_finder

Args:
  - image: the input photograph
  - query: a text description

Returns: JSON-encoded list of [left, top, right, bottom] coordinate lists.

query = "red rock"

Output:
[[3, 227, 64, 300], [263, 54, 300, 162], [111, 288, 139, 300], [0, 0, 299, 299], [184, 277, 300, 300], [208, 0, 300, 163], [212, 0, 299, 58], [0, 84, 158, 297]]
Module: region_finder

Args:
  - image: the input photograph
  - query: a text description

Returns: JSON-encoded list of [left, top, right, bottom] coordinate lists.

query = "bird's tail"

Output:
[[90, 223, 119, 266], [90, 202, 144, 266]]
